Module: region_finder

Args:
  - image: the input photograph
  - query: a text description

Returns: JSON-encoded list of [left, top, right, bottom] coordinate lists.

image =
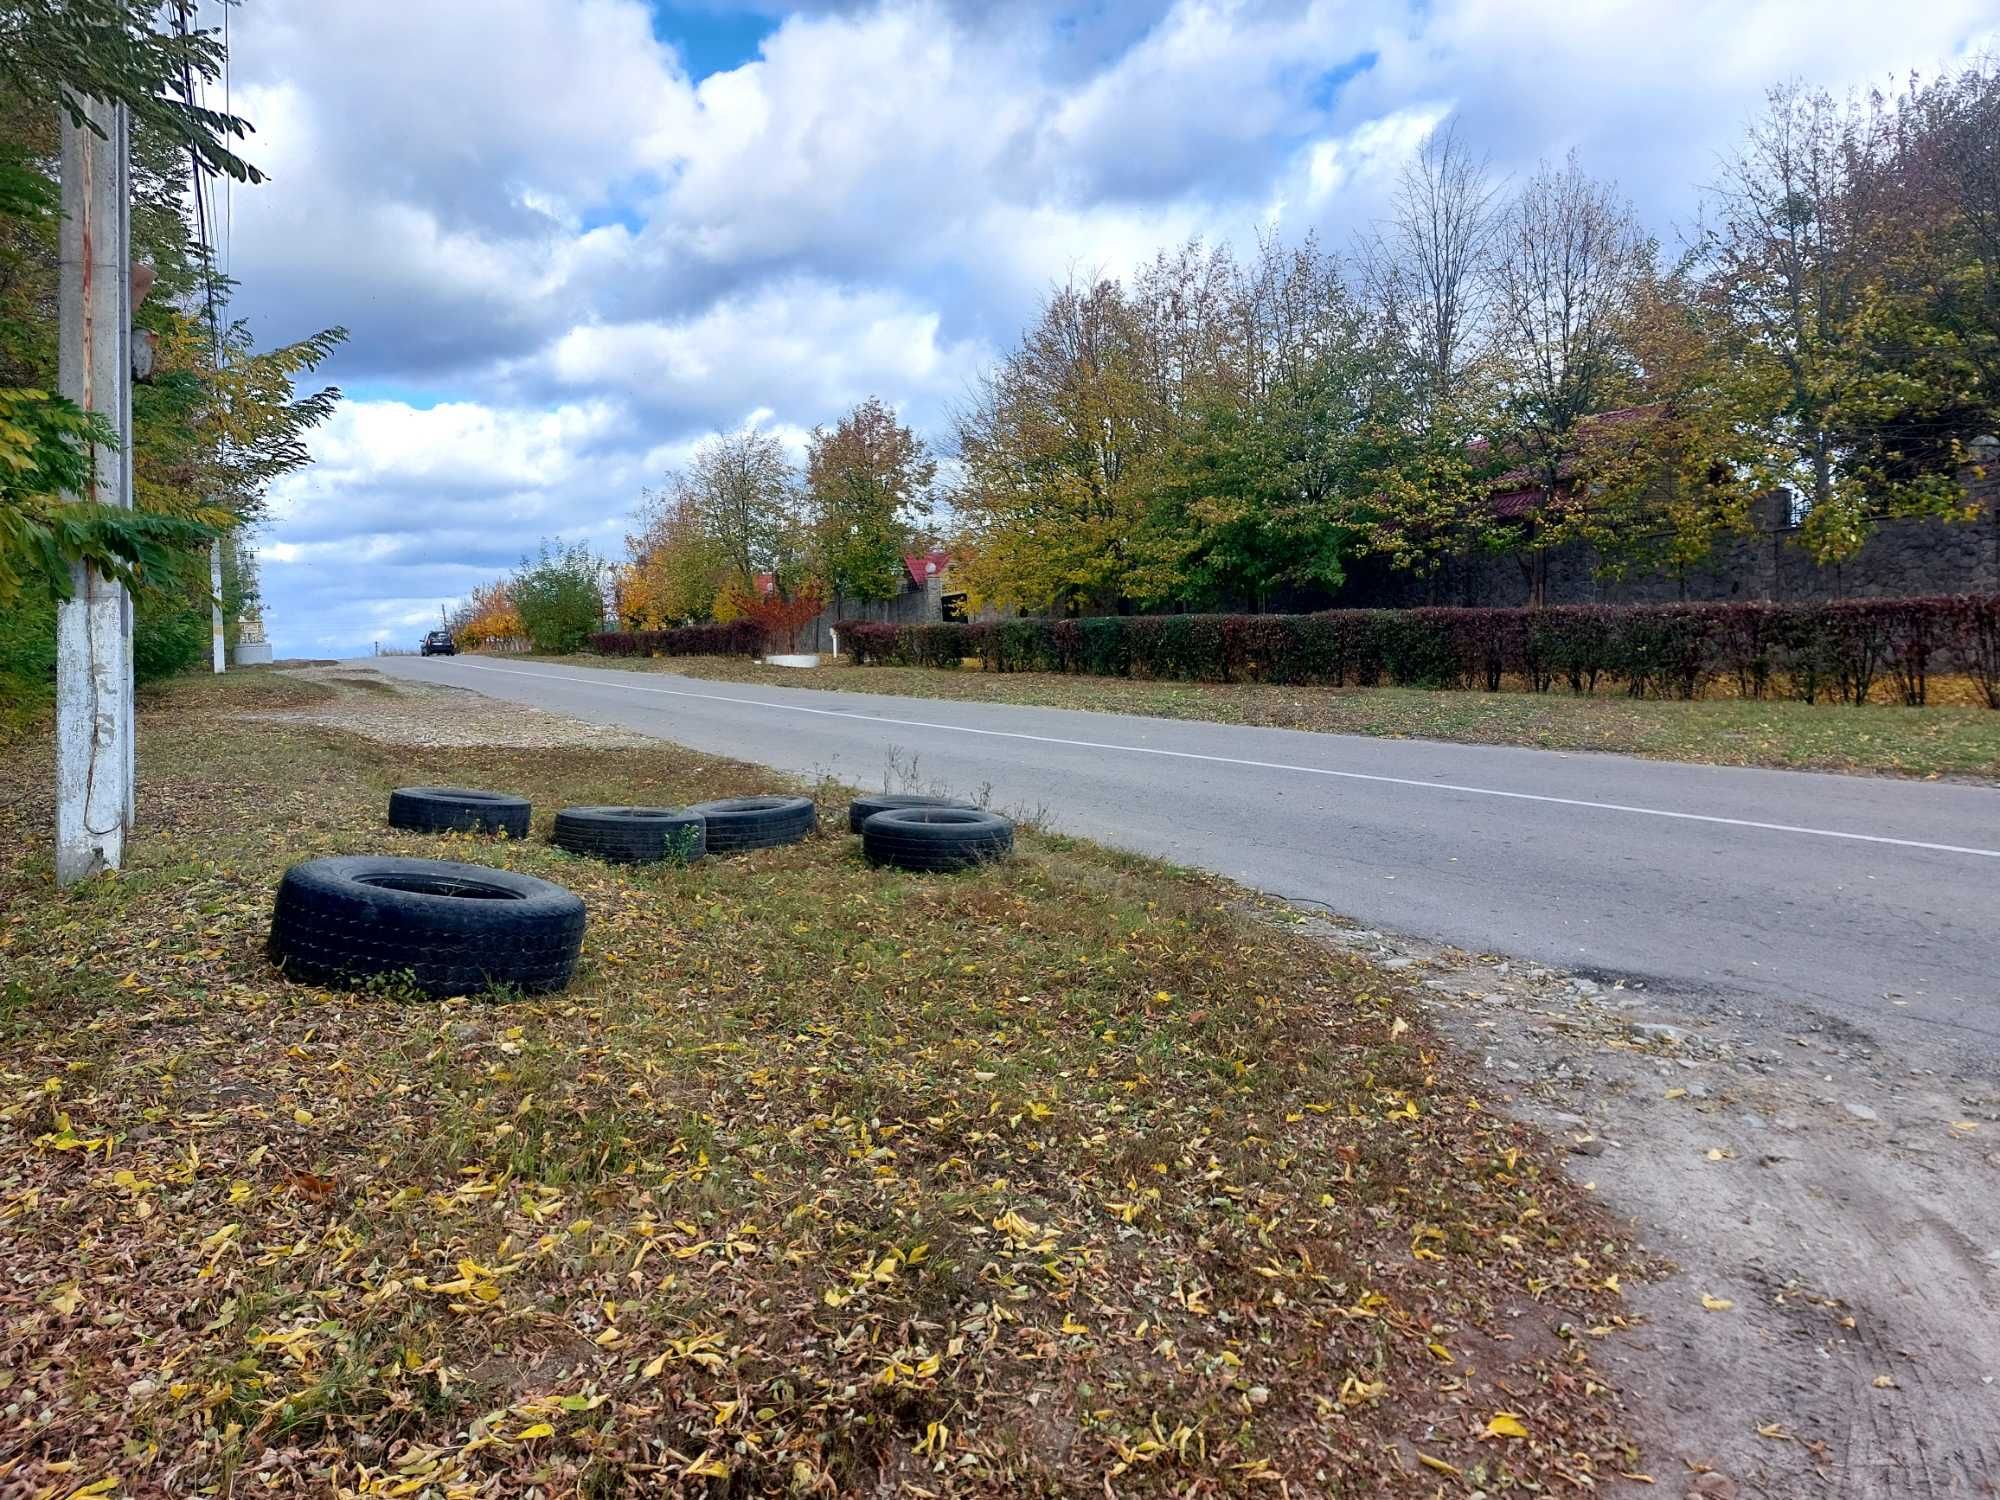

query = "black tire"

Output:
[[688, 795, 817, 853], [846, 792, 974, 834], [267, 855, 586, 997], [389, 786, 531, 839], [861, 807, 1014, 872], [552, 806, 706, 865]]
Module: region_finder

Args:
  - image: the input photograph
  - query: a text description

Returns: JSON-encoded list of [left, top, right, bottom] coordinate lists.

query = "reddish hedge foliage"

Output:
[[843, 597, 2000, 706], [589, 620, 765, 658]]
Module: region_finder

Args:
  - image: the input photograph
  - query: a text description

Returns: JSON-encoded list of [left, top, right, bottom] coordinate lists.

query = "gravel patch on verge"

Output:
[[1280, 908, 2000, 1500], [237, 667, 657, 749]]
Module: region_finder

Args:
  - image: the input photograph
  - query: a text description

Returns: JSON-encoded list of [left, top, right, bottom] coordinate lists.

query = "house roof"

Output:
[[903, 549, 952, 586]]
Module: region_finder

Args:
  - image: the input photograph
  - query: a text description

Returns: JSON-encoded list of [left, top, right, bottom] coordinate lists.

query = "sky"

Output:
[[210, 0, 1999, 658]]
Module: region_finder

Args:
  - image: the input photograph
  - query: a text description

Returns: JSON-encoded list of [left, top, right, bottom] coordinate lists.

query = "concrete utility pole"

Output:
[[210, 538, 226, 671], [54, 97, 136, 887]]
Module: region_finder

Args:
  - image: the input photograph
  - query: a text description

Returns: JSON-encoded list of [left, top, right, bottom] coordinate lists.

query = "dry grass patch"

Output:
[[0, 673, 1646, 1496]]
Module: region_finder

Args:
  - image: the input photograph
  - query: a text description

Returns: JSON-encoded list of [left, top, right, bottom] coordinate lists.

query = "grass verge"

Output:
[[0, 671, 1645, 1495], [547, 653, 2000, 781]]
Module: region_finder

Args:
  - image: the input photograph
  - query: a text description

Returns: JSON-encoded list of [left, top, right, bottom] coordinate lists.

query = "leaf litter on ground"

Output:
[[0, 671, 1651, 1495]]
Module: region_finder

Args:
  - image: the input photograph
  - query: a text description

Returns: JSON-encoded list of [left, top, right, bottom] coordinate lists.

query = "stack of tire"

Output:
[[849, 793, 1014, 872]]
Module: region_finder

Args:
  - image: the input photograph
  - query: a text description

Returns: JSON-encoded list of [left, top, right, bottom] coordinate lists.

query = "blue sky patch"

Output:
[[1311, 51, 1380, 111], [649, 2, 776, 79]]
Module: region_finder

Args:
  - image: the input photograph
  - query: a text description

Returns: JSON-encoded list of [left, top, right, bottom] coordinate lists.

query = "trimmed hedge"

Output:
[[844, 597, 2000, 707], [589, 620, 764, 658]]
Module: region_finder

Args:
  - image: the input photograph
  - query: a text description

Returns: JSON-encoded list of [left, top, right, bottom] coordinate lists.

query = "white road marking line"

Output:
[[440, 659, 2000, 860]]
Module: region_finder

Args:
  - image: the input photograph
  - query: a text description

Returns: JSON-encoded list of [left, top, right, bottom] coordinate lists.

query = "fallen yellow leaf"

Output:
[[1417, 1453, 1461, 1477], [1483, 1412, 1529, 1439], [1701, 1294, 1735, 1311], [517, 1422, 555, 1440]]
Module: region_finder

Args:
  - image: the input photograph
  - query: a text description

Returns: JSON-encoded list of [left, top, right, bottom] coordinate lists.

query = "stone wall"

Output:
[[1343, 464, 2000, 609]]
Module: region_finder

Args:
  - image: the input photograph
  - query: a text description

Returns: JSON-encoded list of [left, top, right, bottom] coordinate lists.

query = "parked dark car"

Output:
[[421, 630, 457, 657]]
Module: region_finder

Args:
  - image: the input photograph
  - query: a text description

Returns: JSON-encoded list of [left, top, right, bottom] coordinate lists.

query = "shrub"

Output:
[[512, 540, 606, 655], [589, 619, 764, 658], [1965, 596, 2000, 709], [828, 596, 1999, 705], [3, 584, 208, 695], [842, 622, 901, 666], [133, 604, 208, 683]]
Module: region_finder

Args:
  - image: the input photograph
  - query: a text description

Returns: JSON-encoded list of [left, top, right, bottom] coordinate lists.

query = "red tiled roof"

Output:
[[903, 549, 952, 586], [1489, 486, 1545, 519]]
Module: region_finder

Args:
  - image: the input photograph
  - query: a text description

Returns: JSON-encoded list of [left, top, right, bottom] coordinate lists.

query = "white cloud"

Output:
[[274, 400, 627, 516], [1301, 105, 1448, 206], [543, 281, 987, 422]]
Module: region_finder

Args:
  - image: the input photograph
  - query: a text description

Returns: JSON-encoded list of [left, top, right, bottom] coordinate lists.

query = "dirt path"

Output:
[[1302, 915, 2000, 1498]]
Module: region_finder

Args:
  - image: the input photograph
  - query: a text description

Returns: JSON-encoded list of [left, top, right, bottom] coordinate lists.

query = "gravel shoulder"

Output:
[[231, 665, 657, 748], [1298, 913, 2000, 1498]]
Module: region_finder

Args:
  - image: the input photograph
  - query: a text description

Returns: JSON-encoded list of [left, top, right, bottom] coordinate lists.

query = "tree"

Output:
[[621, 484, 728, 627], [952, 275, 1153, 612], [684, 426, 799, 595], [1360, 120, 1502, 413], [805, 396, 933, 604], [1912, 62, 1998, 399], [510, 540, 605, 654], [0, 0, 265, 606], [616, 429, 811, 631], [0, 0, 263, 184], [1697, 84, 1888, 558], [0, 0, 342, 704], [1692, 75, 2000, 561], [1486, 152, 1652, 597], [450, 580, 521, 647], [1831, 65, 1999, 519], [1133, 239, 1392, 609], [1556, 261, 1768, 583], [0, 390, 206, 604]]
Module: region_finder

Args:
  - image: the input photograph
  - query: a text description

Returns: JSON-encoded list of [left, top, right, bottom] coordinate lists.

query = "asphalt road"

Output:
[[370, 654, 2000, 1070]]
